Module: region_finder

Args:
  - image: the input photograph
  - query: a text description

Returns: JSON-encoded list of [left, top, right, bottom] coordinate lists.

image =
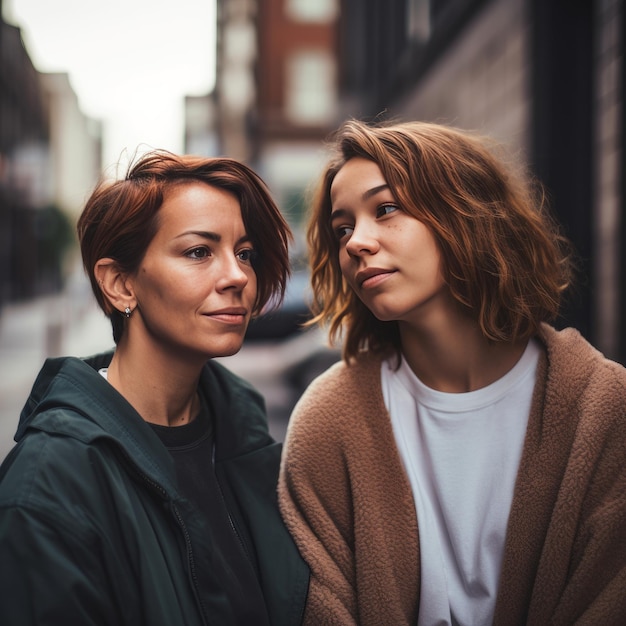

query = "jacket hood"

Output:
[[18, 352, 131, 440], [16, 352, 177, 490]]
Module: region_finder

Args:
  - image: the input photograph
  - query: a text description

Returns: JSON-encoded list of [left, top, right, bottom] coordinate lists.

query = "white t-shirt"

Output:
[[381, 339, 540, 626]]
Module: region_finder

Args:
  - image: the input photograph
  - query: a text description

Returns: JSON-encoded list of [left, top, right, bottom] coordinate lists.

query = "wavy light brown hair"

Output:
[[307, 119, 574, 360], [78, 150, 292, 343]]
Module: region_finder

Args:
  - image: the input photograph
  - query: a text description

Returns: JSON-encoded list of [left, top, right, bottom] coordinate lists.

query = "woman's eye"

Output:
[[334, 225, 354, 241], [186, 247, 210, 259], [376, 204, 398, 218], [237, 248, 257, 263]]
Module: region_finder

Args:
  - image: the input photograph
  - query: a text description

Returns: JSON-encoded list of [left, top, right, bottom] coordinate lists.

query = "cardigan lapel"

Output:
[[493, 331, 580, 624]]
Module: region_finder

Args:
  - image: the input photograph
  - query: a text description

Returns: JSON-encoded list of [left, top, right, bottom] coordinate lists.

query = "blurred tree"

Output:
[[33, 205, 75, 293]]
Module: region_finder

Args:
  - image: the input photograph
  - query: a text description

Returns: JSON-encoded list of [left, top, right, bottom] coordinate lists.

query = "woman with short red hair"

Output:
[[0, 150, 308, 625]]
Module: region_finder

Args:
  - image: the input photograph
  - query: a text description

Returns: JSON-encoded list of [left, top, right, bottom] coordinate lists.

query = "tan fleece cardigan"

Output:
[[279, 324, 626, 625]]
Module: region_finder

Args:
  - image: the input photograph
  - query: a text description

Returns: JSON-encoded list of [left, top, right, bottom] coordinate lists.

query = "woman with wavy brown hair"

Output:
[[0, 150, 308, 625], [279, 119, 626, 625]]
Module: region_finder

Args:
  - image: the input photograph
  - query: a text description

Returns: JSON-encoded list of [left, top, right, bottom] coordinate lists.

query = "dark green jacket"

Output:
[[0, 352, 309, 625]]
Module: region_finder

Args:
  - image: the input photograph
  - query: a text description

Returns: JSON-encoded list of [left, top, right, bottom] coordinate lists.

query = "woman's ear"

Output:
[[94, 259, 136, 316]]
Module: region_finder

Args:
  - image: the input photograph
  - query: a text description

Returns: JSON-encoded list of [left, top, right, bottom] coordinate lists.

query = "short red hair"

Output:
[[78, 150, 292, 343]]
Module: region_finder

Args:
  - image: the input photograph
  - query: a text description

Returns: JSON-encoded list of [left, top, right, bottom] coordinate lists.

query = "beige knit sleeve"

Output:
[[278, 358, 420, 626]]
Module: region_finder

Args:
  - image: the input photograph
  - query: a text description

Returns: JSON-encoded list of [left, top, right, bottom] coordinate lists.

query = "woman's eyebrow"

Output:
[[362, 183, 389, 201], [330, 208, 348, 221], [176, 230, 221, 242], [174, 231, 251, 247], [330, 183, 390, 221]]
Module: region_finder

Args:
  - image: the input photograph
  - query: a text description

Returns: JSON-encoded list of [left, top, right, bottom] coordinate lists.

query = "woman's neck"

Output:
[[398, 311, 527, 393], [106, 338, 203, 427]]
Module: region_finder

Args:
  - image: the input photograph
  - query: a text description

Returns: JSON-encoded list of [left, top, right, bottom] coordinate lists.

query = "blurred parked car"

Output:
[[245, 269, 313, 341]]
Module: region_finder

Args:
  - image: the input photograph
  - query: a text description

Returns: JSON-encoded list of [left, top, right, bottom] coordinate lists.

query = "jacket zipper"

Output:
[[214, 474, 261, 579], [120, 451, 212, 626], [171, 503, 213, 626]]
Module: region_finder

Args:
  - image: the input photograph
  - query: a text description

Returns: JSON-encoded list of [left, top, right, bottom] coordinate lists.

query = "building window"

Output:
[[285, 49, 336, 125], [285, 0, 338, 23]]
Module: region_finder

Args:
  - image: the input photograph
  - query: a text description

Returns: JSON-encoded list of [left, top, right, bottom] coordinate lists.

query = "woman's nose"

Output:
[[345, 222, 380, 257], [217, 256, 250, 291]]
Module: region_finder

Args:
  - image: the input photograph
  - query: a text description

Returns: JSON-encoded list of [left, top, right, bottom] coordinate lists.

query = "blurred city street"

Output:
[[0, 278, 339, 464]]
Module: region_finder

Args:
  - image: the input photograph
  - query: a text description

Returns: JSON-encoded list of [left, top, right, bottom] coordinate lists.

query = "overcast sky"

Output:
[[4, 0, 216, 168]]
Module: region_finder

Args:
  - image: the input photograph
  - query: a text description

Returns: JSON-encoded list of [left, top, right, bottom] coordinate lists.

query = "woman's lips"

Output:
[[356, 268, 395, 288]]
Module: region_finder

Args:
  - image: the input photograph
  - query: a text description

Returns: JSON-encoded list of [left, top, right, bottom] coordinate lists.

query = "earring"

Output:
[[124, 307, 132, 318]]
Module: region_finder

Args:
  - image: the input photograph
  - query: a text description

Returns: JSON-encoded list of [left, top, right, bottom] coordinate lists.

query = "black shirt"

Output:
[[150, 394, 270, 625]]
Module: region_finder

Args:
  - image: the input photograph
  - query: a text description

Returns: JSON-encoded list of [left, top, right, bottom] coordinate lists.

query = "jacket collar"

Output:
[[16, 351, 274, 497]]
